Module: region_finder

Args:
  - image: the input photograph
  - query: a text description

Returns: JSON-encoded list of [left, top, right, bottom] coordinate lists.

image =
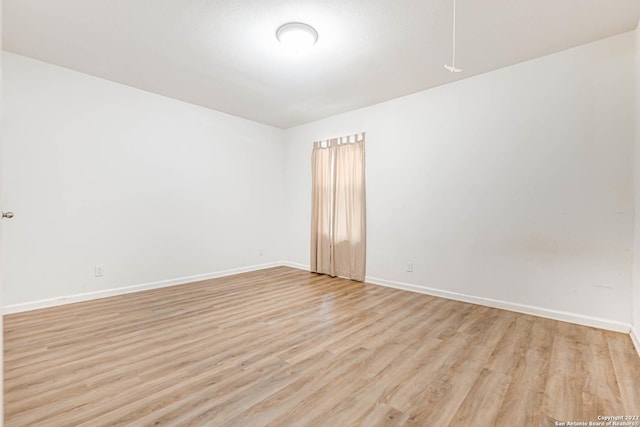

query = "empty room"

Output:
[[2, 0, 640, 426]]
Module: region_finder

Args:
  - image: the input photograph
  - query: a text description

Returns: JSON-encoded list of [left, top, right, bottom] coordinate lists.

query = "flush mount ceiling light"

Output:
[[276, 22, 318, 49]]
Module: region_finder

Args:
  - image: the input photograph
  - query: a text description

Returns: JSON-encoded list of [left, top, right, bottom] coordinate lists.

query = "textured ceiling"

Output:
[[4, 0, 640, 128]]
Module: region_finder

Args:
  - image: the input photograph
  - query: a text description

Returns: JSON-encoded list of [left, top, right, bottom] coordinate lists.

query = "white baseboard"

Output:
[[631, 327, 640, 359], [364, 275, 632, 334], [279, 265, 631, 333], [2, 262, 281, 314], [3, 261, 634, 337], [280, 261, 310, 271], [279, 264, 631, 333]]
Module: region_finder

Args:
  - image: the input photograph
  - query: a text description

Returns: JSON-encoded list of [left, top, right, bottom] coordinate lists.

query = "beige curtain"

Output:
[[310, 134, 366, 281], [333, 138, 366, 280], [310, 141, 333, 275]]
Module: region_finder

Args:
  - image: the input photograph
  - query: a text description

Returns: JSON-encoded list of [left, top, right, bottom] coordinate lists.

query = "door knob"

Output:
[[2, 212, 14, 219]]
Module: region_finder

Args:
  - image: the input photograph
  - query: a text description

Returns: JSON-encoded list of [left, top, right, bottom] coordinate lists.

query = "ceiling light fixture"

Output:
[[276, 22, 318, 50], [444, 0, 463, 73]]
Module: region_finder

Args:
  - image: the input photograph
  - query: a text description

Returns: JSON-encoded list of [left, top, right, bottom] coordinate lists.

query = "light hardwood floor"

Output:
[[4, 266, 640, 426]]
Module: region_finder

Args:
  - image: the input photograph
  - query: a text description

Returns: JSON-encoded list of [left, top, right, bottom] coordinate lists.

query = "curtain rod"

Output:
[[314, 132, 366, 147]]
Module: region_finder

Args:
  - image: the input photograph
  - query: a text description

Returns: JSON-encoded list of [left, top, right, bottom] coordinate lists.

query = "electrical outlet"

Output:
[[95, 265, 104, 277], [406, 262, 413, 272]]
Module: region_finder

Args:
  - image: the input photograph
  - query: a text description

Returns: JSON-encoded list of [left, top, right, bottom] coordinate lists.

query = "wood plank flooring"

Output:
[[4, 266, 640, 426]]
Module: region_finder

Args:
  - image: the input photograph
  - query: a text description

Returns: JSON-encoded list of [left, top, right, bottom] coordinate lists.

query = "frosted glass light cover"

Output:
[[276, 22, 318, 49]]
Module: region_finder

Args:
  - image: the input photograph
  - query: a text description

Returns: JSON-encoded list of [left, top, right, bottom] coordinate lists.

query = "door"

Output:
[[1, 26, 5, 423]]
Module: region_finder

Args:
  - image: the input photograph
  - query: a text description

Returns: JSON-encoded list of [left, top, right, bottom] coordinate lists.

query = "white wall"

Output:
[[3, 32, 637, 332], [2, 52, 285, 308], [285, 32, 636, 327]]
